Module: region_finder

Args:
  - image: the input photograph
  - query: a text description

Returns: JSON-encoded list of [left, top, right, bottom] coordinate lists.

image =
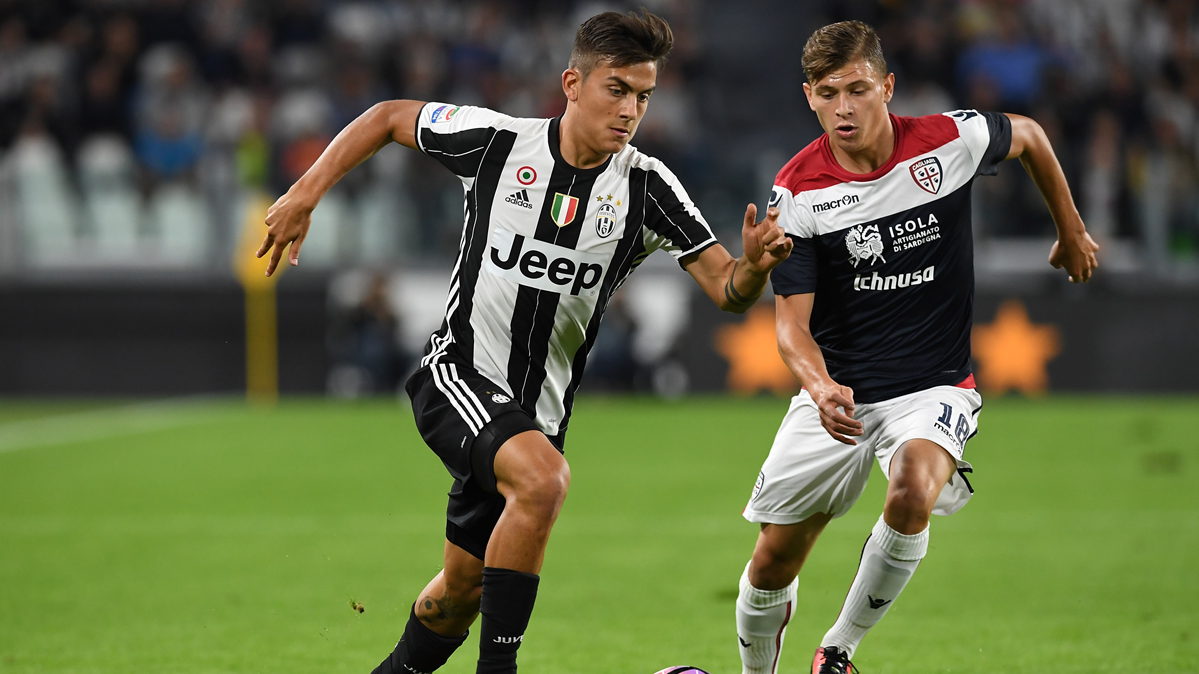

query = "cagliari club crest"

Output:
[[845, 224, 886, 268], [909, 156, 943, 195]]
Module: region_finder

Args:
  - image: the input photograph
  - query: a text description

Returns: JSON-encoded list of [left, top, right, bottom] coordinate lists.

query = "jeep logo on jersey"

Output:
[[595, 203, 616, 238], [485, 228, 605, 296], [910, 156, 942, 194], [845, 224, 885, 268], [550, 193, 579, 227]]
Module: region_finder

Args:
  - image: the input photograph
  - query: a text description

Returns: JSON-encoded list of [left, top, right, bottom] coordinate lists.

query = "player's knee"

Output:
[[748, 526, 809, 589], [515, 460, 570, 517], [753, 538, 794, 571], [749, 550, 798, 590], [443, 571, 484, 606], [883, 484, 934, 532]]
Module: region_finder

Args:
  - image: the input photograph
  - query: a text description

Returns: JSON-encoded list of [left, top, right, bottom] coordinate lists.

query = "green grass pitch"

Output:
[[0, 395, 1196, 673]]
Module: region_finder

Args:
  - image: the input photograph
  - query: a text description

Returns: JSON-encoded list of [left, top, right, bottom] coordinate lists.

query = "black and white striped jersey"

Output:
[[414, 102, 717, 439]]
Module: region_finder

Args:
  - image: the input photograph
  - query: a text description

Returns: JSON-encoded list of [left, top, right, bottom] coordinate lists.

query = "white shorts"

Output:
[[743, 385, 982, 524]]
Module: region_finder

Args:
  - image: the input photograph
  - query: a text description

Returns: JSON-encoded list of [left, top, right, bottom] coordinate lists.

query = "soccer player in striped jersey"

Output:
[[256, 10, 792, 674], [732, 21, 1099, 674]]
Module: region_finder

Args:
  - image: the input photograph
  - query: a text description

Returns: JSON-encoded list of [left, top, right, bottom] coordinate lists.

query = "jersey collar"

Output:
[[819, 114, 904, 183], [548, 116, 613, 178]]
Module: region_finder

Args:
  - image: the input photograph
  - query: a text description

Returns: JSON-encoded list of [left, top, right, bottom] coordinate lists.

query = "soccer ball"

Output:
[[653, 668, 710, 674]]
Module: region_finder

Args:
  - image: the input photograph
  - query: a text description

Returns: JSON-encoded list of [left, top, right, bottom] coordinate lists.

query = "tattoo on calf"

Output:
[[418, 590, 467, 625]]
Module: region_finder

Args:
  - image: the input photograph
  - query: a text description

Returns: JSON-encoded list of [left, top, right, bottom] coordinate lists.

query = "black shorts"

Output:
[[405, 359, 564, 560]]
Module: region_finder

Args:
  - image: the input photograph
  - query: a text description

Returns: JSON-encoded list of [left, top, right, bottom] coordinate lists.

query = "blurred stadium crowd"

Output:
[[1, 0, 1198, 277]]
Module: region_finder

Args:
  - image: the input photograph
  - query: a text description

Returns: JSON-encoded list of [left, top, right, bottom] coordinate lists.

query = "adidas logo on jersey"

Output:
[[853, 266, 935, 291], [485, 228, 605, 297], [505, 189, 534, 209]]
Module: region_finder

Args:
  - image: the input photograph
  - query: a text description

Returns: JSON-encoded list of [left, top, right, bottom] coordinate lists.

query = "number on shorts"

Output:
[[937, 403, 953, 427], [954, 413, 970, 445]]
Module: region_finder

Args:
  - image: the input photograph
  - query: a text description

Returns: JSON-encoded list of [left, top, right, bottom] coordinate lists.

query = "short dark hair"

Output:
[[802, 20, 887, 85], [569, 9, 673, 78]]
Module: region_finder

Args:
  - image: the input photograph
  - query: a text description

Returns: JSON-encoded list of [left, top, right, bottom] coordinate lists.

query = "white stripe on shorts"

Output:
[[439, 362, 486, 430], [448, 363, 492, 426], [429, 358, 480, 435]]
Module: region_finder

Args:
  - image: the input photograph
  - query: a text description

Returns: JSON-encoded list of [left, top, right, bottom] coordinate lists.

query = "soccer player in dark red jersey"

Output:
[[732, 21, 1099, 674], [256, 10, 792, 674]]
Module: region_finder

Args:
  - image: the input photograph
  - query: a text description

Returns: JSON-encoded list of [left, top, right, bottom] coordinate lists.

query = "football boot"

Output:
[[811, 646, 858, 674]]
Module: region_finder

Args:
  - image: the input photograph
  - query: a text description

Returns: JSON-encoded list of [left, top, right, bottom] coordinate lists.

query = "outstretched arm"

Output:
[[256, 99, 426, 276], [1005, 113, 1099, 283], [682, 204, 794, 313], [776, 293, 862, 445]]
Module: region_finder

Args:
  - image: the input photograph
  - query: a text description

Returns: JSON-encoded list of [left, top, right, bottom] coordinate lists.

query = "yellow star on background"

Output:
[[714, 305, 799, 396], [972, 300, 1061, 396]]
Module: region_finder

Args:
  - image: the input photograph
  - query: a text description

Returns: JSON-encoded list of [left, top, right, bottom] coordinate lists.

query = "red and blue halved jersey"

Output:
[[770, 110, 1011, 403]]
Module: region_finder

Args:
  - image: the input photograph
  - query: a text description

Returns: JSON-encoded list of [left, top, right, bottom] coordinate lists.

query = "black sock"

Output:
[[476, 567, 540, 674], [372, 605, 468, 674]]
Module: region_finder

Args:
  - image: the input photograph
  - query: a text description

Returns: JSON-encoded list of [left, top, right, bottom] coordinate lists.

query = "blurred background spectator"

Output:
[[327, 272, 410, 397], [2, 0, 1198, 394], [4, 0, 1199, 271]]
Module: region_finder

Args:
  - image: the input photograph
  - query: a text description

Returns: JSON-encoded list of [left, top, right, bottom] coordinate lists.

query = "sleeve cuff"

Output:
[[413, 102, 429, 154], [771, 282, 816, 296], [675, 237, 719, 268]]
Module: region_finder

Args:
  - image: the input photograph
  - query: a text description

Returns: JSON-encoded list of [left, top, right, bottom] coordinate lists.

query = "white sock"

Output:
[[735, 561, 798, 674], [821, 515, 928, 658]]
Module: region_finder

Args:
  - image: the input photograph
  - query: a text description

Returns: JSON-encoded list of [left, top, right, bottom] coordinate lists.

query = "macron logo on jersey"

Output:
[[485, 228, 604, 297], [812, 193, 860, 213]]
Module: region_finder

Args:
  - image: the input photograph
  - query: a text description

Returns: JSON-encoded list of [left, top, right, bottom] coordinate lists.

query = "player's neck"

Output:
[[828, 115, 896, 174], [558, 108, 610, 170]]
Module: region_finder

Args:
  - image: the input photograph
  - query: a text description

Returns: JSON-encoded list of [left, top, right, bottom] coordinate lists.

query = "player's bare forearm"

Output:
[[775, 294, 835, 392], [1006, 114, 1080, 237], [256, 99, 425, 275], [684, 243, 787, 313], [290, 100, 425, 205], [776, 293, 862, 443], [1006, 113, 1099, 282], [683, 204, 792, 313], [684, 246, 768, 313]]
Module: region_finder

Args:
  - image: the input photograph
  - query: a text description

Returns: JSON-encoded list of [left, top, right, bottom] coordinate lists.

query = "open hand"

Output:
[[742, 204, 793, 274], [810, 383, 863, 445], [256, 191, 314, 276], [1049, 226, 1099, 283]]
